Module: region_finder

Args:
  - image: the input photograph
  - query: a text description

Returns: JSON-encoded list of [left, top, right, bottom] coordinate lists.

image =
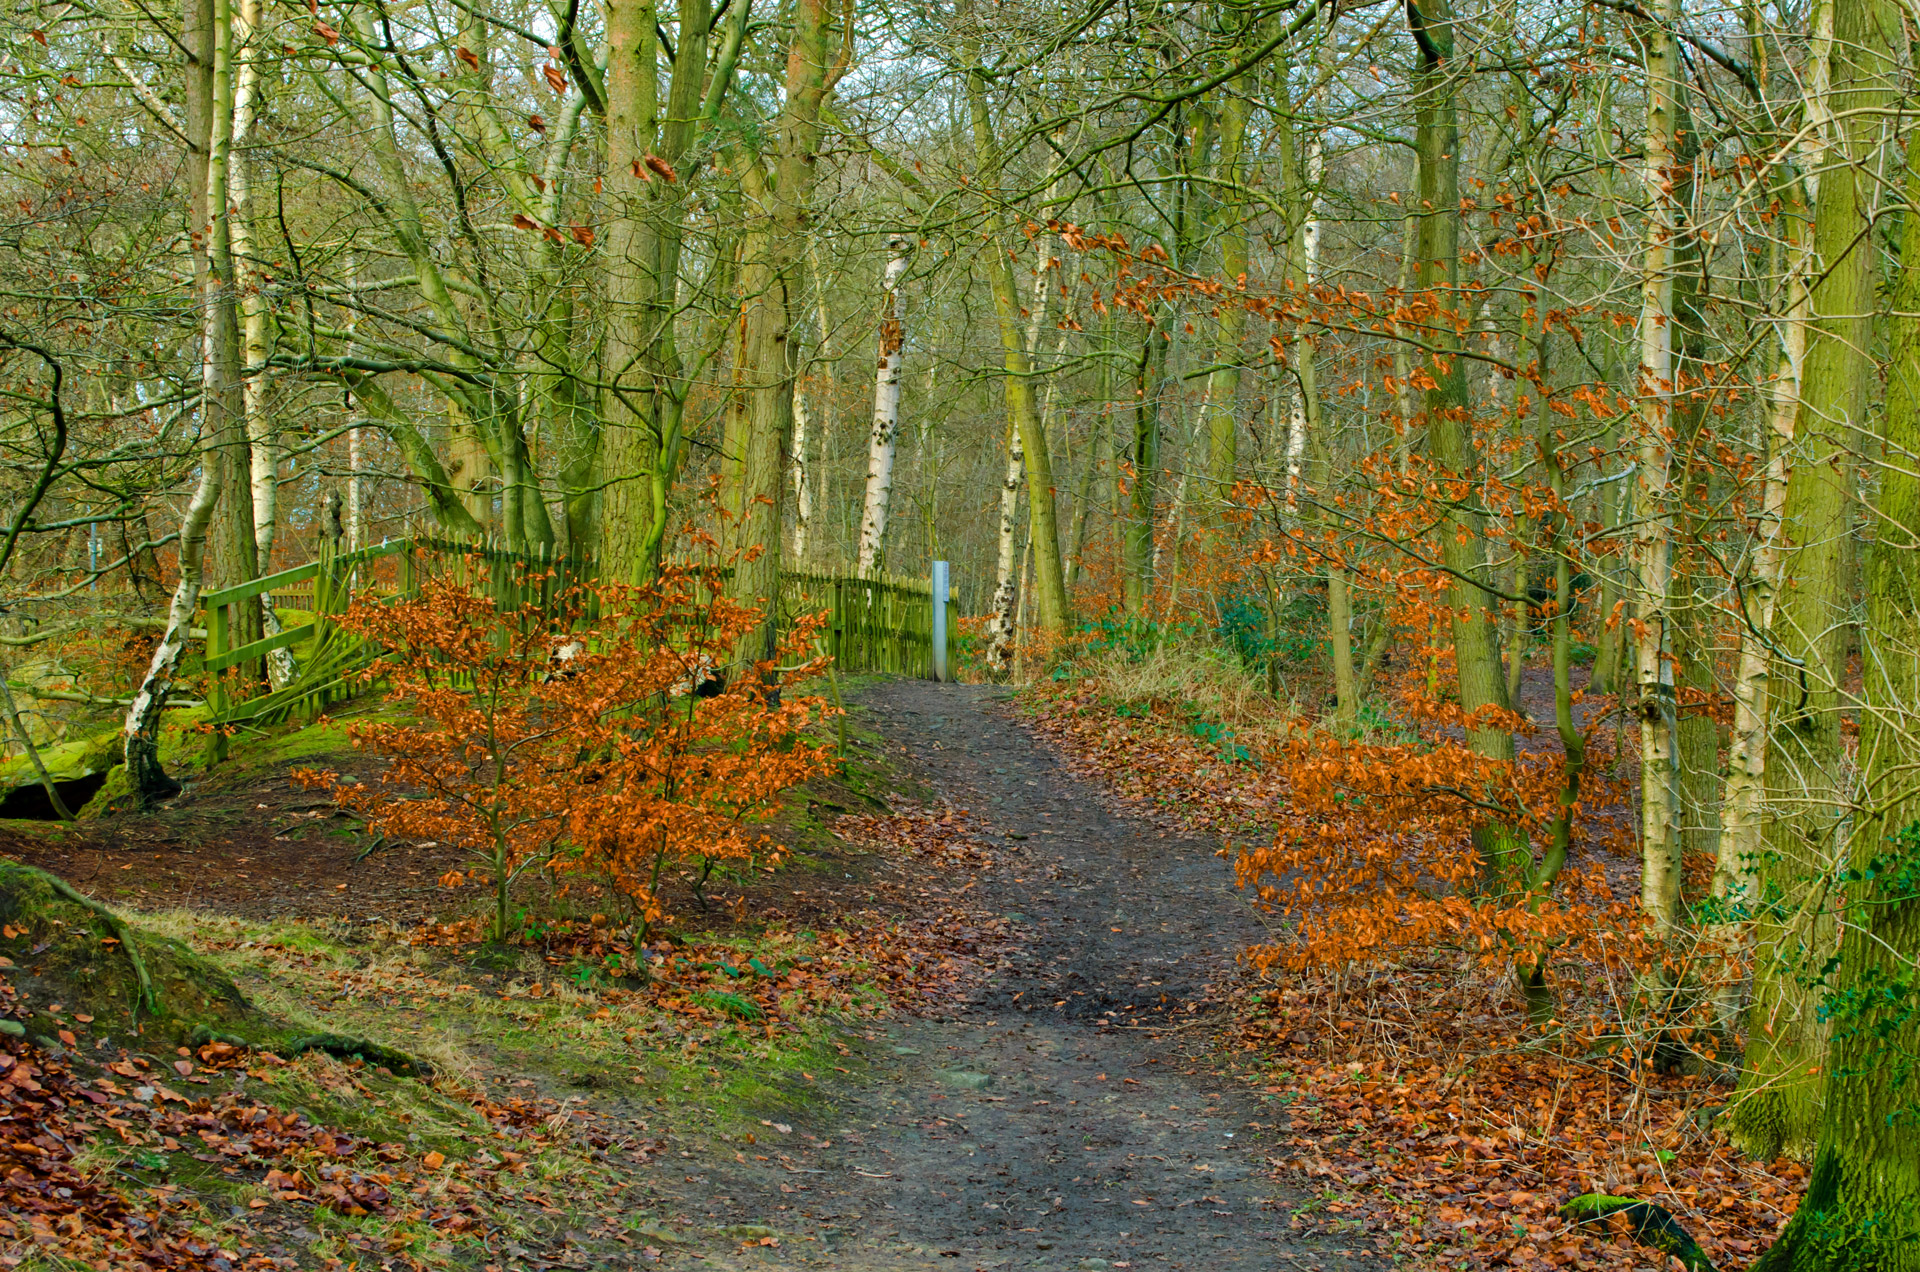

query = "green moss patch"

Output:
[[0, 858, 264, 1048]]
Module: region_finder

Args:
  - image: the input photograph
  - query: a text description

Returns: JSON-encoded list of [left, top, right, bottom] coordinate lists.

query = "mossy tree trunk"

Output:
[[1751, 82, 1920, 1262], [1730, 0, 1895, 1163]]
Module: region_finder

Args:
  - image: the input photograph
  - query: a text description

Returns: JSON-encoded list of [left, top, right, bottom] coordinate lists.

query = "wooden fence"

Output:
[[198, 540, 946, 744], [782, 569, 938, 678]]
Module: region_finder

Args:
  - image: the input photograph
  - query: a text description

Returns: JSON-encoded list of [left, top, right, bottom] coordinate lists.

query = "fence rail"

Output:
[[782, 569, 938, 678], [198, 540, 949, 745]]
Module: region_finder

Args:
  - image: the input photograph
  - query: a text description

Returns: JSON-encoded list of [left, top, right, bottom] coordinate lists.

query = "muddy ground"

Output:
[[649, 680, 1379, 1272]]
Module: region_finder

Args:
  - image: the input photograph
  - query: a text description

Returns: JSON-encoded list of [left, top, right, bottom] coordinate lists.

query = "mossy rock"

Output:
[[0, 859, 268, 1049], [0, 728, 122, 819], [76, 763, 140, 821], [0, 862, 432, 1075], [0, 727, 121, 788]]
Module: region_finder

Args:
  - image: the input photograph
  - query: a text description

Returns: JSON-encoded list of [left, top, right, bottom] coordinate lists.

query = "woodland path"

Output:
[[664, 681, 1380, 1272]]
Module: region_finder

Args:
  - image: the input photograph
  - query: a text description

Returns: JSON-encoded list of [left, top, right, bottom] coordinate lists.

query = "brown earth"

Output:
[[641, 679, 1382, 1272]]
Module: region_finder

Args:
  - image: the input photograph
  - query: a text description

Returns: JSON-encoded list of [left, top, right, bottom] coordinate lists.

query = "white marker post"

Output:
[[931, 561, 950, 682]]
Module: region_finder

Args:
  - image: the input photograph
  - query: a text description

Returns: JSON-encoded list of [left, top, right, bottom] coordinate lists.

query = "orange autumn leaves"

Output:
[[297, 557, 834, 939], [1235, 716, 1629, 976]]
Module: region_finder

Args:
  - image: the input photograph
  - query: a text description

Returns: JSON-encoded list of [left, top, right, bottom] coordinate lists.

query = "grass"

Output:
[[144, 908, 875, 1137], [1048, 623, 1298, 762], [3, 679, 933, 1266], [31, 899, 869, 1269]]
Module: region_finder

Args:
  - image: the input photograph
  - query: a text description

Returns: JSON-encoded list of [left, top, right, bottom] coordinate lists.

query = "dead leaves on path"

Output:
[[1022, 684, 1804, 1272], [1024, 684, 1287, 838]]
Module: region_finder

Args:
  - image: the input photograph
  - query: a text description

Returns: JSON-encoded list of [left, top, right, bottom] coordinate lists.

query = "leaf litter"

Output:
[[1021, 678, 1806, 1272]]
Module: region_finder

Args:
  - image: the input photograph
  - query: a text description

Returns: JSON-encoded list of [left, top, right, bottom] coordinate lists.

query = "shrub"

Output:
[[298, 557, 833, 941]]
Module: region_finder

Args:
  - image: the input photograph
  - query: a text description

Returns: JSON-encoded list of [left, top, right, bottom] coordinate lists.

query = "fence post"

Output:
[[205, 599, 229, 763], [931, 562, 949, 682]]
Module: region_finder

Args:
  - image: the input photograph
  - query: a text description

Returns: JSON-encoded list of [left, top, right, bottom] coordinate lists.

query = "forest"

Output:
[[0, 0, 1917, 1267]]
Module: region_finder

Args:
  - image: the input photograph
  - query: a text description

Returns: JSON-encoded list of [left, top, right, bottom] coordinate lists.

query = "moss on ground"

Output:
[[0, 727, 120, 787], [0, 858, 267, 1049], [154, 909, 871, 1138]]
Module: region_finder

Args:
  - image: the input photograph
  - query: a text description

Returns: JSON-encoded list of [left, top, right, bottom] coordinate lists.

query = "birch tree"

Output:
[[1631, 0, 1685, 933], [123, 0, 240, 803], [963, 12, 1070, 638], [856, 237, 912, 575]]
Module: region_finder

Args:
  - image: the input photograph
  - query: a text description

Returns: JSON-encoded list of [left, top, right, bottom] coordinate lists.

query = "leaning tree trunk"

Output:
[[856, 237, 912, 575]]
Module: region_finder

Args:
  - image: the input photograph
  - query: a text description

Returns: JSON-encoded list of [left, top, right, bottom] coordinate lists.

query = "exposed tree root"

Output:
[[189, 1026, 435, 1079], [21, 864, 157, 1018]]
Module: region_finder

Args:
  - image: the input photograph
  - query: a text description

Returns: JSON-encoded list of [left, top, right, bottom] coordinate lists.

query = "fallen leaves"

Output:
[[1023, 678, 1804, 1272], [0, 970, 589, 1271]]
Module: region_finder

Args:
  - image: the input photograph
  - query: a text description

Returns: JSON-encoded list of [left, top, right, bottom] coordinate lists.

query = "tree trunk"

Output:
[[228, 0, 292, 688], [987, 421, 1024, 673], [1201, 88, 1251, 519], [1407, 0, 1521, 882], [857, 238, 912, 574], [599, 0, 743, 580], [1632, 0, 1685, 933], [791, 379, 814, 563], [1124, 324, 1167, 617], [194, 0, 256, 613], [1751, 91, 1920, 1272], [124, 0, 238, 803], [721, 0, 839, 665], [1730, 0, 1895, 1163], [964, 57, 1069, 638], [1709, 197, 1805, 1016]]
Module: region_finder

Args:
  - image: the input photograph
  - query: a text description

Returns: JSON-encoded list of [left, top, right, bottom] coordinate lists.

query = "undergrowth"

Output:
[[1020, 619, 1806, 1272]]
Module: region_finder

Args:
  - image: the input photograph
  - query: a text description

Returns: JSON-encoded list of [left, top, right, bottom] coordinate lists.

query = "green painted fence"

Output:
[[198, 539, 948, 745], [781, 569, 940, 678]]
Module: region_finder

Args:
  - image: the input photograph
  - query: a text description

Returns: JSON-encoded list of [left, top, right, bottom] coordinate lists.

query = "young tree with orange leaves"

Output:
[[299, 557, 834, 942]]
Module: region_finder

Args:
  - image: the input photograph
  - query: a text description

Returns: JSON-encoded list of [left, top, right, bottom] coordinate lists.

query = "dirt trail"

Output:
[[667, 681, 1378, 1272]]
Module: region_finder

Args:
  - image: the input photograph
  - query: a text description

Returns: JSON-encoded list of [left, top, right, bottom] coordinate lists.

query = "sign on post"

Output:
[[931, 561, 950, 683]]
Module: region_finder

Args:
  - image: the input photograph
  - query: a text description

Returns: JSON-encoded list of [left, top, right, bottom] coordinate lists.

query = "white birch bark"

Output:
[[986, 421, 1024, 673], [125, 0, 234, 796], [790, 382, 813, 561], [809, 255, 836, 555], [856, 237, 912, 575], [987, 227, 1058, 667], [1711, 198, 1810, 969], [1284, 122, 1325, 522], [348, 425, 365, 550], [229, 0, 293, 687], [1634, 0, 1684, 930]]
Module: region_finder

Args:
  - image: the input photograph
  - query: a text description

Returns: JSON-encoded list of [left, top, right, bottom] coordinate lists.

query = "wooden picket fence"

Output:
[[782, 569, 938, 678], [198, 538, 945, 743]]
